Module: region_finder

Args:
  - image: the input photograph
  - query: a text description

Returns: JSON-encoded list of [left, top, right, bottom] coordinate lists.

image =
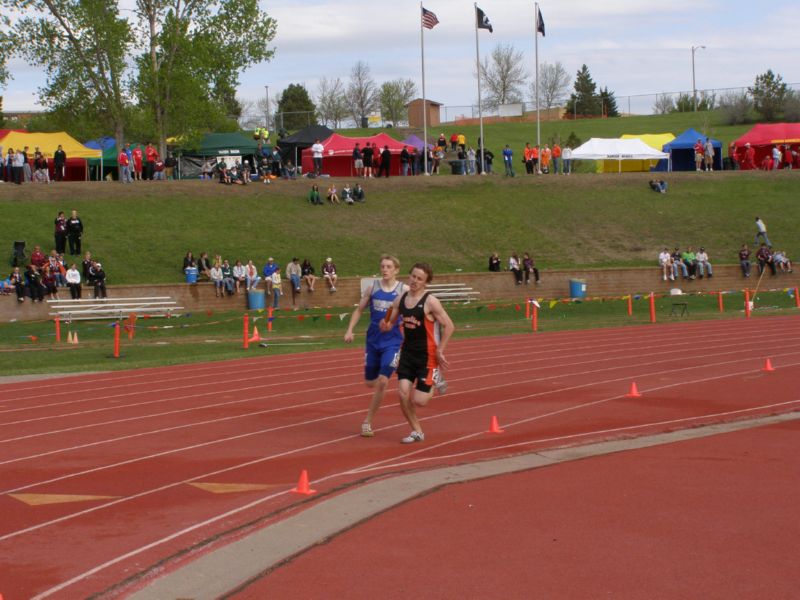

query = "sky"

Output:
[[3, 0, 799, 118]]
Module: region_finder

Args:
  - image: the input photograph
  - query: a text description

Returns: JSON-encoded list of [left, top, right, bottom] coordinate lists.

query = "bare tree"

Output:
[[347, 61, 378, 126], [316, 77, 349, 128], [652, 93, 674, 115], [479, 44, 528, 110], [532, 61, 571, 109], [379, 78, 417, 125]]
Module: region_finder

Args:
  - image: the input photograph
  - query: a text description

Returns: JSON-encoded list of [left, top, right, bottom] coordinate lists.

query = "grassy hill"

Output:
[[1, 168, 797, 285]]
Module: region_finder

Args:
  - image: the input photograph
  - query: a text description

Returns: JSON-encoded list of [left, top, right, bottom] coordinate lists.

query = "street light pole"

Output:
[[691, 45, 706, 112], [264, 85, 270, 131]]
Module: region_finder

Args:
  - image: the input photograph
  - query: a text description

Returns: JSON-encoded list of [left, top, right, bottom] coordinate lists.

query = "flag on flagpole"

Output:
[[476, 6, 493, 33], [536, 7, 545, 36], [422, 6, 439, 29]]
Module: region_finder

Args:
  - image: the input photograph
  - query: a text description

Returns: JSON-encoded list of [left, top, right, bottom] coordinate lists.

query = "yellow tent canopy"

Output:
[[598, 133, 674, 173], [0, 131, 101, 159]]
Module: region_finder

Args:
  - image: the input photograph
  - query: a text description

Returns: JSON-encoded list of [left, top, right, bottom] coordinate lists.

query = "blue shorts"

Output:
[[364, 343, 401, 381]]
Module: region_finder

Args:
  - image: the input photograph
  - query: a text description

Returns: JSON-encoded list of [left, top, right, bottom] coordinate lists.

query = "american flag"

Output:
[[422, 7, 439, 29]]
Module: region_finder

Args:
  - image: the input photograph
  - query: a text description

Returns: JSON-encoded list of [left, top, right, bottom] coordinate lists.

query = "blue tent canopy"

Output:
[[662, 128, 723, 171]]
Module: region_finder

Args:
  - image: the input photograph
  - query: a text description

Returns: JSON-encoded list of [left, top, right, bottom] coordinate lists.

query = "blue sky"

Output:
[[3, 0, 799, 117]]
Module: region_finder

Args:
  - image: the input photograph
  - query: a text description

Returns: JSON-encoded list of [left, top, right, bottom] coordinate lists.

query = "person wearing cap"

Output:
[[285, 257, 302, 309], [263, 257, 279, 296], [322, 257, 337, 292], [743, 143, 756, 170], [671, 247, 689, 279], [695, 247, 713, 278], [91, 261, 107, 298]]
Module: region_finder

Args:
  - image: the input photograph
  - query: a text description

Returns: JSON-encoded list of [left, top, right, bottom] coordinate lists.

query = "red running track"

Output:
[[0, 315, 798, 598], [246, 418, 800, 599]]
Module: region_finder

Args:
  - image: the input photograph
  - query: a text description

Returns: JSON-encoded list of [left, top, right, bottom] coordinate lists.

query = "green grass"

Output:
[[0, 291, 796, 376], [1, 169, 798, 285]]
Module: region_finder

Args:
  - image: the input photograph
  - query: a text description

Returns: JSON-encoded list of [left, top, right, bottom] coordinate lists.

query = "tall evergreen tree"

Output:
[[599, 86, 619, 117], [567, 64, 601, 117], [276, 84, 317, 130]]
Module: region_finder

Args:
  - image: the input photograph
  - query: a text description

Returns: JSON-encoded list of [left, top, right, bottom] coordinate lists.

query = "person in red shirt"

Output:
[[131, 145, 143, 180], [449, 133, 458, 152], [693, 139, 704, 171], [30, 245, 46, 268], [552, 143, 562, 174], [144, 142, 158, 180], [743, 143, 756, 170], [118, 147, 131, 183]]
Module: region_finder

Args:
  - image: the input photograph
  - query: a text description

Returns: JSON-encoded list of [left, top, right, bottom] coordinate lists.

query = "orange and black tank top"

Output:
[[399, 292, 438, 353]]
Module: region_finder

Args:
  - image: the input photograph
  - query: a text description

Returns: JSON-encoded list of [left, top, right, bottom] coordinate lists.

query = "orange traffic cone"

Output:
[[67, 330, 74, 344], [291, 469, 317, 495], [486, 415, 504, 434], [71, 332, 79, 345], [248, 326, 261, 343], [762, 358, 775, 372], [625, 381, 642, 398]]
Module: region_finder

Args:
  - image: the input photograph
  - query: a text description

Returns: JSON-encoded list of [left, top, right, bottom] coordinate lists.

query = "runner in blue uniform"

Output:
[[381, 263, 455, 443], [344, 255, 408, 437]]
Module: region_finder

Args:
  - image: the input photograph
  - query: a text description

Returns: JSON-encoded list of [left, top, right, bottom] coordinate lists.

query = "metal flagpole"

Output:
[[420, 2, 429, 175], [535, 2, 541, 159], [475, 3, 485, 174]]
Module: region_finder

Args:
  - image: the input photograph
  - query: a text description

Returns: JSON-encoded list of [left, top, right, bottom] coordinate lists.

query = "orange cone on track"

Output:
[[67, 331, 74, 344], [72, 332, 79, 345], [762, 358, 775, 372], [625, 381, 642, 398], [486, 415, 504, 434], [248, 326, 261, 343], [291, 469, 317, 495]]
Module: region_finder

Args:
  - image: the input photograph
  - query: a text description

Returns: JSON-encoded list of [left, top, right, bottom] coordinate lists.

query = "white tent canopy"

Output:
[[572, 137, 670, 172]]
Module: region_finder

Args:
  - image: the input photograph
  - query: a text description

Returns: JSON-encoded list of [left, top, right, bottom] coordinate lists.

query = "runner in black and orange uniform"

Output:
[[381, 263, 455, 444]]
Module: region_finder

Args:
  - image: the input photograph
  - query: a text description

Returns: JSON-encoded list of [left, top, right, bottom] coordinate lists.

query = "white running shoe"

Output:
[[401, 431, 425, 444], [360, 422, 374, 438], [433, 369, 448, 395]]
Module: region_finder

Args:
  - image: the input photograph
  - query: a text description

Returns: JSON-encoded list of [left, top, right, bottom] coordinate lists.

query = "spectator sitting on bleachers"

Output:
[[221, 259, 235, 295], [90, 262, 108, 298], [671, 247, 689, 279], [9, 266, 25, 302], [658, 247, 674, 281], [301, 259, 316, 291], [773, 250, 793, 273], [681, 246, 698, 279], [322, 257, 337, 292], [649, 179, 667, 193], [197, 252, 212, 281], [210, 262, 225, 297], [489, 252, 501, 272], [352, 183, 365, 202], [245, 260, 261, 290], [756, 243, 776, 276], [42, 265, 59, 299], [695, 246, 713, 278], [30, 245, 46, 268], [232, 260, 246, 293]]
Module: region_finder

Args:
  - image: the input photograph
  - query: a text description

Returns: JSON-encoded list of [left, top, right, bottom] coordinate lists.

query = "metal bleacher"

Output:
[[47, 296, 182, 321]]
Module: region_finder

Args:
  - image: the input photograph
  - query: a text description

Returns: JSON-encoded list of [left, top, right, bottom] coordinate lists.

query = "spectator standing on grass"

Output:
[[772, 145, 782, 171], [743, 143, 756, 170], [82, 251, 94, 282], [132, 144, 143, 181], [467, 147, 476, 175], [523, 143, 535, 175], [739, 244, 752, 278], [144, 142, 158, 180], [301, 259, 316, 291], [344, 255, 409, 438], [270, 270, 282, 309], [22, 146, 31, 182], [353, 143, 363, 178], [362, 142, 374, 178], [322, 257, 338, 292], [509, 253, 523, 285], [502, 145, 515, 177], [66, 263, 81, 299], [164, 153, 177, 180], [562, 145, 573, 174], [67, 210, 84, 256], [54, 145, 66, 181], [552, 143, 561, 174], [704, 138, 715, 171], [457, 133, 466, 152], [694, 139, 704, 171], [12, 148, 24, 184], [311, 139, 324, 176], [118, 146, 131, 183], [449, 133, 458, 152], [378, 145, 391, 178], [400, 146, 410, 176], [756, 243, 776, 276], [541, 144, 552, 174], [754, 217, 771, 247], [54, 211, 68, 255], [695, 247, 713, 278]]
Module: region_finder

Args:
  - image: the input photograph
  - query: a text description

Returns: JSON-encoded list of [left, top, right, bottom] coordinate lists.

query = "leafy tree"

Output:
[[347, 61, 378, 127], [565, 131, 582, 148], [3, 0, 133, 146], [0, 96, 5, 128], [599, 86, 619, 117], [749, 69, 788, 121], [316, 77, 349, 128], [717, 91, 753, 125], [534, 61, 571, 110], [652, 94, 674, 115], [671, 91, 715, 113], [379, 78, 416, 126], [783, 90, 800, 122], [479, 44, 528, 110], [133, 0, 276, 155], [276, 84, 317, 130], [567, 64, 601, 117]]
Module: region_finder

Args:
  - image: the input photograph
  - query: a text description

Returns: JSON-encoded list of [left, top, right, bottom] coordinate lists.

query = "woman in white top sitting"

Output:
[[245, 260, 261, 290], [210, 262, 224, 297], [232, 260, 247, 293], [66, 263, 82, 299], [509, 253, 522, 285]]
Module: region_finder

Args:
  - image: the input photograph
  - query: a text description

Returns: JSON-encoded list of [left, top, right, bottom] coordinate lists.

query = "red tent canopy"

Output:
[[732, 123, 800, 170], [301, 133, 408, 177]]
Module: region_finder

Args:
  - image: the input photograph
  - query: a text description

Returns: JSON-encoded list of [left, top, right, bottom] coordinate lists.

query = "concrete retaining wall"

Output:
[[3, 265, 797, 322]]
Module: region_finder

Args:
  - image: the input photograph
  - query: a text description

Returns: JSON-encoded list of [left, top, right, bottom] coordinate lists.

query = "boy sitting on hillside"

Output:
[[649, 179, 667, 193]]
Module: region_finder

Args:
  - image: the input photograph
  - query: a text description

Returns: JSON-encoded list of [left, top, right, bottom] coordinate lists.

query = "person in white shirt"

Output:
[[311, 139, 324, 175], [771, 146, 781, 171], [66, 263, 82, 299], [658, 248, 673, 281], [210, 263, 224, 297], [232, 260, 247, 294], [245, 260, 261, 290], [508, 253, 522, 284], [695, 247, 713, 278], [562, 146, 573, 174], [703, 139, 715, 171]]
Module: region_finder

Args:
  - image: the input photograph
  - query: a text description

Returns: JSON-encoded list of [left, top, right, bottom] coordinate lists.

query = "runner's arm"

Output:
[[344, 288, 372, 343], [427, 296, 455, 368]]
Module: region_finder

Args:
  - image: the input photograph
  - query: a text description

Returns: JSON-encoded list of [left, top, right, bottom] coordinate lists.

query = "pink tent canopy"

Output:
[[301, 133, 408, 177]]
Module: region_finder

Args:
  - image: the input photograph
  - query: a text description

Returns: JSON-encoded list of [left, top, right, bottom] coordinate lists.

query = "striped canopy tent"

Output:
[[0, 131, 101, 180]]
